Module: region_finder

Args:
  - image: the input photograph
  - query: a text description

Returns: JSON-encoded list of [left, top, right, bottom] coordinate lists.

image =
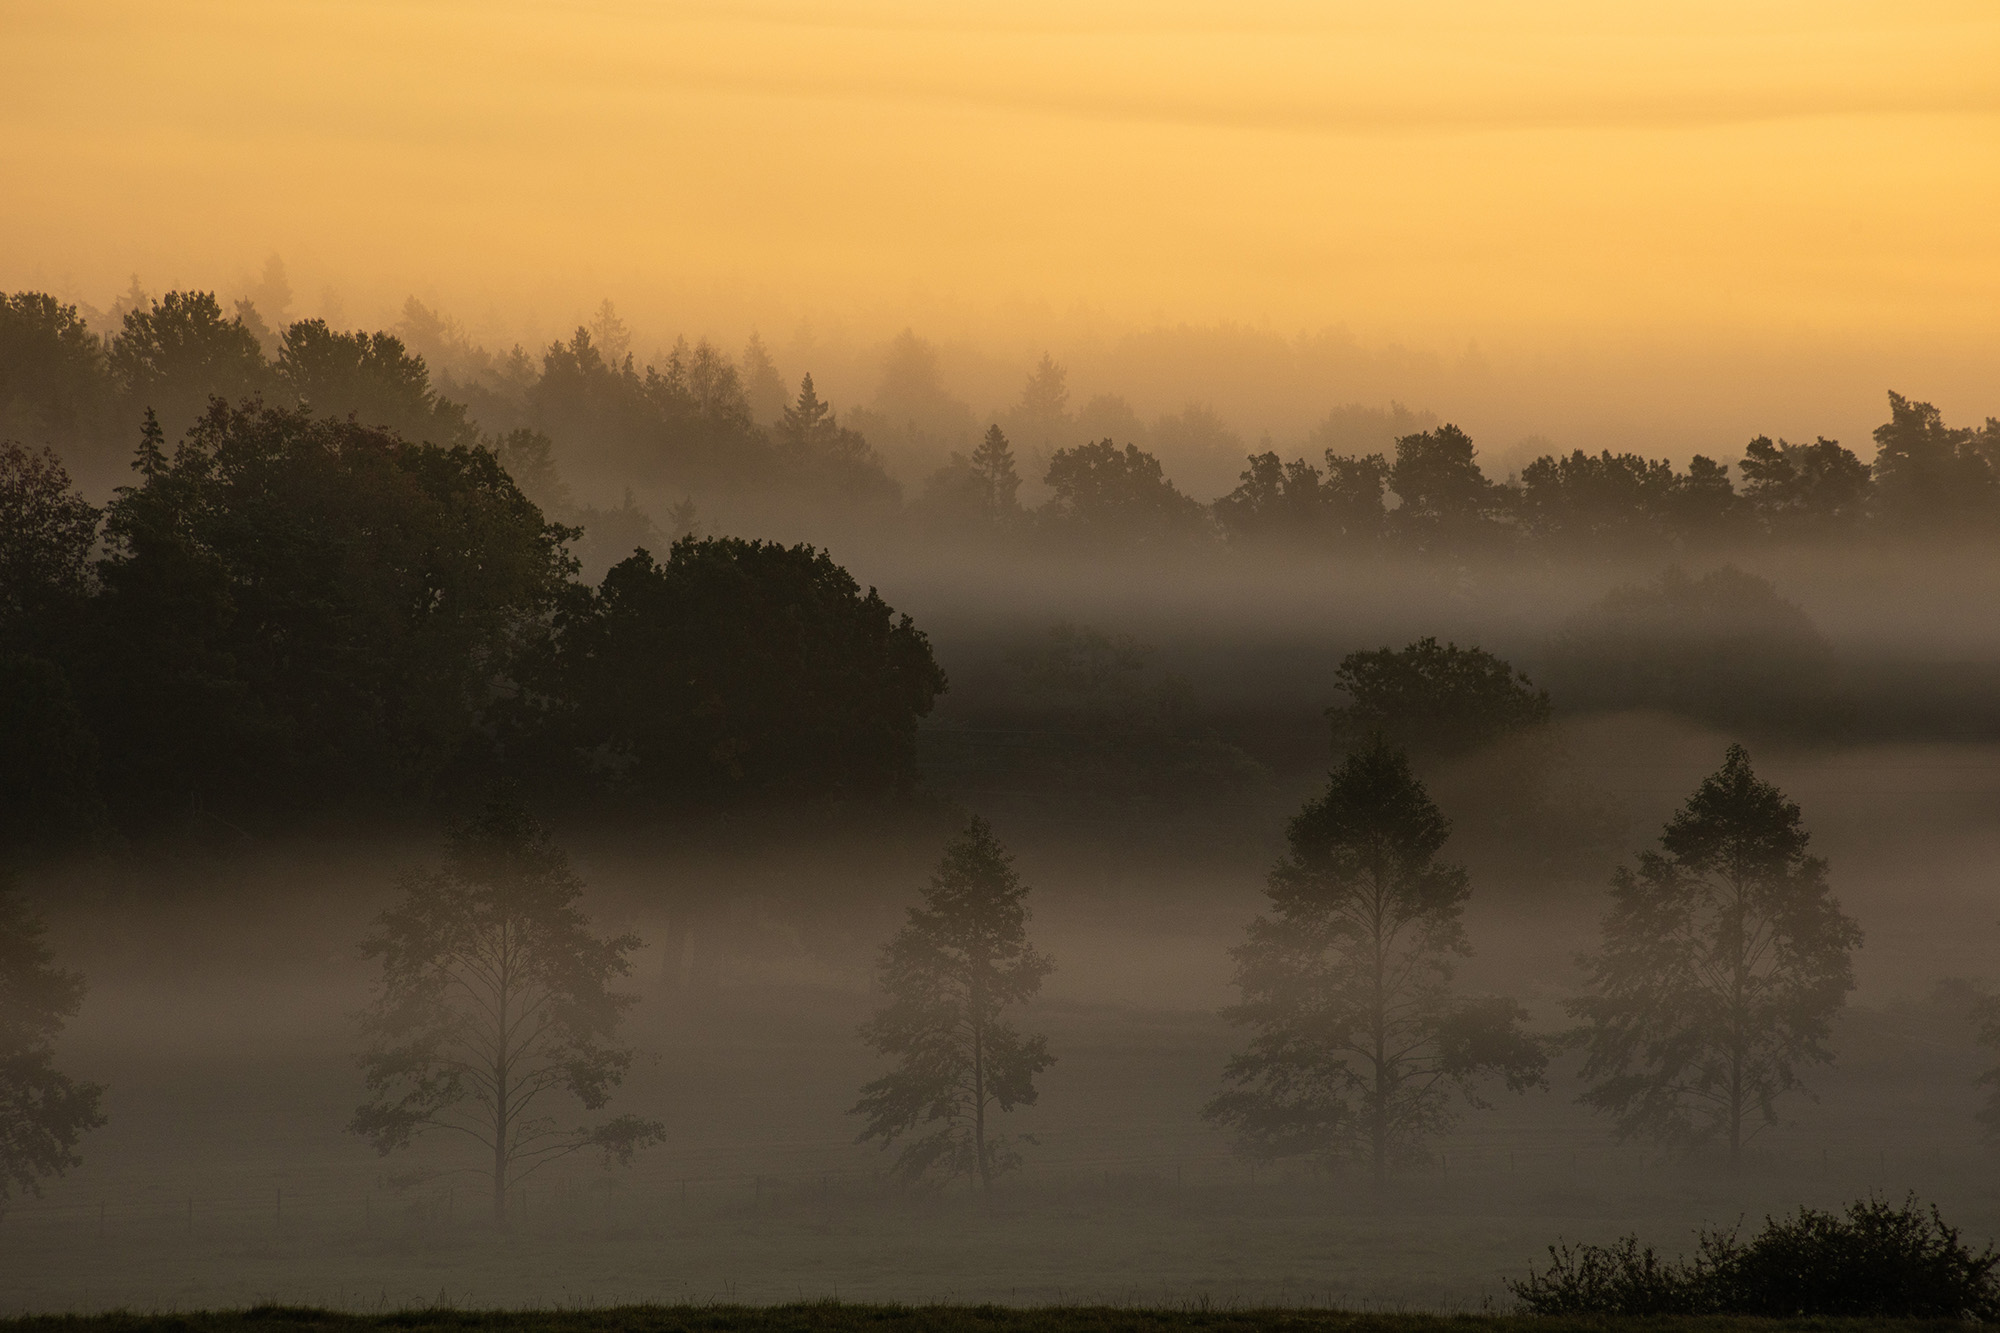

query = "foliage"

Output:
[[1386, 425, 1503, 551], [1204, 738, 1544, 1180], [275, 320, 477, 447], [1041, 439, 1209, 546], [853, 818, 1054, 1189], [1545, 565, 1837, 733], [1329, 638, 1550, 759], [1517, 450, 1688, 549], [350, 794, 663, 1224], [1870, 391, 2000, 532], [952, 622, 1271, 829], [108, 291, 270, 440], [0, 443, 99, 654], [0, 654, 105, 862], [1738, 435, 1871, 539], [1571, 744, 1860, 1164], [1213, 450, 1387, 548], [916, 425, 1025, 531], [536, 537, 947, 808], [0, 875, 106, 1203], [0, 294, 112, 455], [84, 401, 576, 827], [1510, 1196, 2000, 1319]]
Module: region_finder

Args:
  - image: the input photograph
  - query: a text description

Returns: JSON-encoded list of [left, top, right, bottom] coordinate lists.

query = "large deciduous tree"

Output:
[[1571, 744, 1860, 1169], [108, 290, 270, 441], [853, 818, 1054, 1192], [1386, 424, 1504, 551], [1040, 438, 1208, 546], [539, 536, 947, 807], [1329, 638, 1551, 760], [350, 795, 663, 1225], [0, 877, 106, 1203], [85, 400, 575, 827], [1204, 738, 1545, 1183]]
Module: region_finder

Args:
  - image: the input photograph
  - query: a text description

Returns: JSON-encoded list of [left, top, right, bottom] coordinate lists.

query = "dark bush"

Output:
[[1509, 1195, 2000, 1319]]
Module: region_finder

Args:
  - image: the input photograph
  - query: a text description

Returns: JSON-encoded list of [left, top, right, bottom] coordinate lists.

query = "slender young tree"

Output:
[[853, 818, 1054, 1191], [350, 794, 663, 1224], [1205, 738, 1544, 1184], [0, 876, 105, 1204], [1572, 744, 1860, 1169]]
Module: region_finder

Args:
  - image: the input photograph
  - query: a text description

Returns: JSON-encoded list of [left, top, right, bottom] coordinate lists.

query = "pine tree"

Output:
[[969, 424, 1023, 515], [1204, 737, 1544, 1183], [779, 373, 834, 448], [1572, 744, 1860, 1169], [853, 818, 1054, 1191]]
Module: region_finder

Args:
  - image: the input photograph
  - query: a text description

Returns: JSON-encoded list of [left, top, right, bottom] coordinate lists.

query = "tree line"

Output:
[[5, 287, 1996, 560], [0, 402, 946, 849]]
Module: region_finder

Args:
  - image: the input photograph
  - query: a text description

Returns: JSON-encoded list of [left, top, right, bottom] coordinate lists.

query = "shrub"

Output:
[[1509, 1195, 2000, 1319]]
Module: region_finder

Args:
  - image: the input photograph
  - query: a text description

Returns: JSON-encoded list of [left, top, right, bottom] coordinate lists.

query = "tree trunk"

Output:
[[659, 904, 692, 993], [972, 974, 990, 1194], [1727, 873, 1747, 1178], [495, 926, 511, 1227], [1370, 873, 1389, 1188]]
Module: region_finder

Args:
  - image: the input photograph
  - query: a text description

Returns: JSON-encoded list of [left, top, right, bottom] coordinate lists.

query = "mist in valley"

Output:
[[6, 2, 2000, 1316]]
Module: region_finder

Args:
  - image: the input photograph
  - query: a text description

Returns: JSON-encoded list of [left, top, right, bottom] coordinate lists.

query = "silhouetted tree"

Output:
[[85, 401, 575, 828], [853, 818, 1054, 1191], [108, 291, 269, 439], [1572, 744, 1860, 1169], [0, 443, 99, 655], [1322, 451, 1393, 543], [1205, 738, 1544, 1183], [1329, 638, 1551, 759], [1737, 435, 1870, 539], [773, 373, 898, 501], [1870, 391, 1999, 532], [1544, 566, 1836, 733], [916, 424, 1024, 531], [1000, 352, 1072, 468], [535, 537, 947, 806], [0, 876, 105, 1202], [276, 319, 475, 446], [739, 332, 787, 426], [351, 794, 663, 1225], [0, 294, 114, 460], [1214, 452, 1328, 546], [1670, 455, 1740, 541], [1388, 424, 1503, 550], [1518, 449, 1680, 549], [1041, 439, 1208, 545]]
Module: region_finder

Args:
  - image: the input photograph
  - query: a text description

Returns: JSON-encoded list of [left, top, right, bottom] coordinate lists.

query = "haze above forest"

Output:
[[5, 1, 1998, 460]]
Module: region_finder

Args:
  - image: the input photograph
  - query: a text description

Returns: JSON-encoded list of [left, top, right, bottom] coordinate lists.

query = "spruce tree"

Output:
[[1205, 737, 1544, 1183], [1572, 744, 1860, 1168], [853, 818, 1054, 1191]]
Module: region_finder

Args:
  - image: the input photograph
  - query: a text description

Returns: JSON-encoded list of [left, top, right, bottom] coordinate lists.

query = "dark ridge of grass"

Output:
[[0, 1307, 1980, 1333]]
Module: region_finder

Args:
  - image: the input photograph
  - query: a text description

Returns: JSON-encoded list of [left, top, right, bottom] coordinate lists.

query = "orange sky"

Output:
[[3, 0, 1996, 451]]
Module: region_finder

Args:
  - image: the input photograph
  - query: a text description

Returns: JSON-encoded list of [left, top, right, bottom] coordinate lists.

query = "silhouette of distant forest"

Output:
[[4, 287, 1996, 560], [4, 284, 1999, 854]]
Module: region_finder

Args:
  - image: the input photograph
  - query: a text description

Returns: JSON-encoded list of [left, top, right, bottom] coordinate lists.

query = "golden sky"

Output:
[[3, 0, 1996, 446]]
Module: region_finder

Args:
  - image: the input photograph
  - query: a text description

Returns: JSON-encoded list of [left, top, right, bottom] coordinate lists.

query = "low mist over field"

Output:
[[4, 0, 2000, 1317]]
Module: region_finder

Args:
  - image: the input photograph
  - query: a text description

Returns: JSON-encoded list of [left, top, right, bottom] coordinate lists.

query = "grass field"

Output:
[[0, 1306, 1985, 1333]]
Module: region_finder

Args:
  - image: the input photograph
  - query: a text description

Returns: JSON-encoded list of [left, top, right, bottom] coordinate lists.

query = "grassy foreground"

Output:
[[0, 1308, 1978, 1333]]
